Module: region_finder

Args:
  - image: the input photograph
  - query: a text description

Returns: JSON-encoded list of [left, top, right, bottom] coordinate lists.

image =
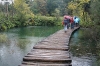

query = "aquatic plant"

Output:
[[0, 33, 8, 43]]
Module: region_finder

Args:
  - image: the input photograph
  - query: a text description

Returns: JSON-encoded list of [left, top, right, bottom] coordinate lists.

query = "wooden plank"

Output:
[[23, 49, 71, 63], [28, 49, 70, 57], [20, 62, 72, 66], [23, 57, 72, 63], [39, 64, 72, 66], [19, 65, 35, 66], [33, 45, 69, 50], [20, 64, 72, 66]]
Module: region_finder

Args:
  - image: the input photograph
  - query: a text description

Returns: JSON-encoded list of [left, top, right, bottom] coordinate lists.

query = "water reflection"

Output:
[[72, 57, 92, 66], [0, 26, 62, 66], [70, 28, 100, 66]]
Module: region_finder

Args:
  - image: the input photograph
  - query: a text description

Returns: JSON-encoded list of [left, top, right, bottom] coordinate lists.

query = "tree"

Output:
[[31, 0, 72, 16], [90, 0, 100, 25], [68, 0, 91, 27], [32, 0, 47, 15], [46, 0, 59, 16], [14, 0, 34, 25]]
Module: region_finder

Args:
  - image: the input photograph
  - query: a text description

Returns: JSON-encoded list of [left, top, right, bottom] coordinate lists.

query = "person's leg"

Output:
[[71, 23, 72, 29], [67, 23, 69, 29], [64, 25, 67, 33], [72, 22, 74, 29], [71, 23, 74, 29], [73, 21, 75, 27]]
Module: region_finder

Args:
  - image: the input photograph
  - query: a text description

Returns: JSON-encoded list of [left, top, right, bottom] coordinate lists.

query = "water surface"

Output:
[[70, 28, 99, 66], [0, 26, 62, 66]]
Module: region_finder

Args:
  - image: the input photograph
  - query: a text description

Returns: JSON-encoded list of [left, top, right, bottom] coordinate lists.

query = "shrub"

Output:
[[33, 16, 62, 26], [0, 34, 8, 43]]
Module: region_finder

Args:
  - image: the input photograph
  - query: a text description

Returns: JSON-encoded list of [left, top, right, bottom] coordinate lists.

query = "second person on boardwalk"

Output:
[[70, 17, 74, 29], [62, 17, 70, 33], [73, 16, 80, 27]]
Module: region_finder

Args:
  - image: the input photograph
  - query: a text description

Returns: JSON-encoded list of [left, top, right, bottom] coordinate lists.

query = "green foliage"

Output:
[[0, 14, 14, 30], [68, 0, 91, 27], [33, 16, 62, 26], [33, 0, 47, 15], [90, 0, 100, 25], [46, 0, 58, 16], [0, 0, 72, 31], [67, 0, 100, 28], [14, 0, 34, 25], [17, 39, 30, 49], [0, 0, 35, 31], [0, 34, 8, 43], [31, 0, 71, 16]]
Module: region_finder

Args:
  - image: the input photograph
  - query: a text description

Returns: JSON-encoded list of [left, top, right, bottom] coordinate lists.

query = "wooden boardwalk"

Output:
[[19, 27, 79, 66]]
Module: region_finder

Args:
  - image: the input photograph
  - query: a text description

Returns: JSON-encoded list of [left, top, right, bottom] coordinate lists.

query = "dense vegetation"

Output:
[[0, 0, 71, 30], [0, 0, 99, 28], [0, 0, 34, 30]]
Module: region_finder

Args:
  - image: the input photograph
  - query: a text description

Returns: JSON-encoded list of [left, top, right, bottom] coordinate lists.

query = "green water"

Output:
[[70, 28, 100, 66], [0, 26, 62, 66]]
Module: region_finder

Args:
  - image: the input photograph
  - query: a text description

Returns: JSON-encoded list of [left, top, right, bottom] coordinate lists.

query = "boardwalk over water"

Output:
[[19, 27, 80, 66]]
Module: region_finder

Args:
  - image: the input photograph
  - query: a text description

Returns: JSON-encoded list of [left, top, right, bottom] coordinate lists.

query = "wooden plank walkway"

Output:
[[19, 27, 80, 66]]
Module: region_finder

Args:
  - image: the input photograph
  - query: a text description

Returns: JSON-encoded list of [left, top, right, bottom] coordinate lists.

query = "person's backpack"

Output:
[[64, 18, 69, 25]]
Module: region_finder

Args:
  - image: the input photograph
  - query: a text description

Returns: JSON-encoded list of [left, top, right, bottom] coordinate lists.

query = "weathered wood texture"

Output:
[[19, 27, 79, 66]]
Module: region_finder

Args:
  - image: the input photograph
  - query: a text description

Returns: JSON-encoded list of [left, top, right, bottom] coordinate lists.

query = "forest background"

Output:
[[0, 0, 99, 29]]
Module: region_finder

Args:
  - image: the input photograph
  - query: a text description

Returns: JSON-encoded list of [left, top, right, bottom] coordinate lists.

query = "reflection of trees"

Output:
[[18, 26, 62, 37], [70, 29, 100, 57], [0, 34, 8, 43], [17, 39, 30, 50], [70, 43, 97, 57], [70, 29, 100, 66]]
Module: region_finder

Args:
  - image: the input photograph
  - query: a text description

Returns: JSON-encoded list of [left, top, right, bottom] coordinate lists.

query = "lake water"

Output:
[[0, 26, 62, 66], [70, 28, 99, 66]]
